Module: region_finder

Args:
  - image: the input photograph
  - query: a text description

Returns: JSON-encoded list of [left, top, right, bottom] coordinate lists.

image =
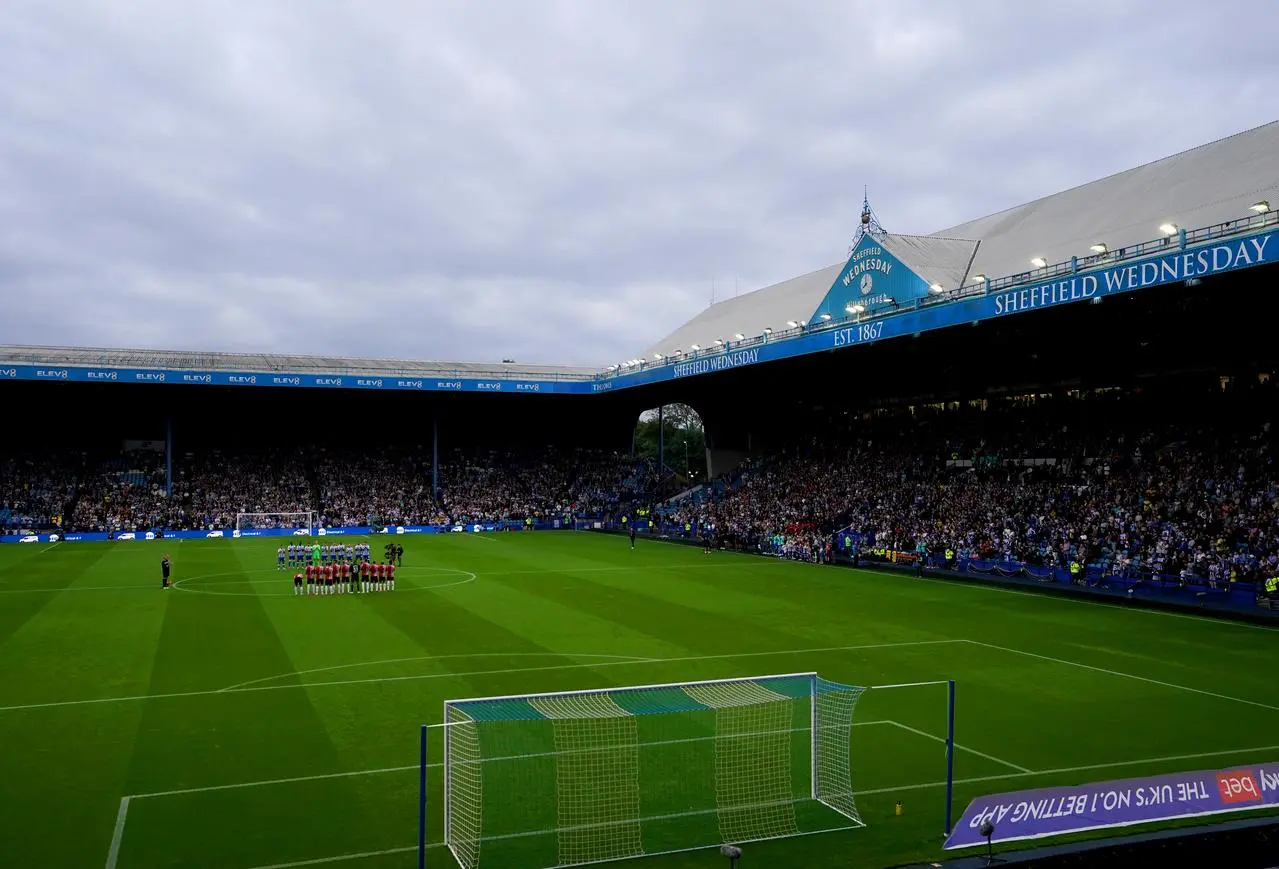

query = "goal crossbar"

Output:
[[428, 672, 869, 869], [442, 671, 821, 708], [233, 511, 317, 535]]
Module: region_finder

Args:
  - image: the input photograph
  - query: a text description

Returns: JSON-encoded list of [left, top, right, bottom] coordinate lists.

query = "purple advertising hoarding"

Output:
[[944, 762, 1279, 849]]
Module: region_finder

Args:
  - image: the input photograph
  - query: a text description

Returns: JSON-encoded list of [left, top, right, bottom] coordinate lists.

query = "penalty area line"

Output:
[[965, 639, 1279, 714], [104, 796, 130, 869], [0, 639, 962, 713], [229, 744, 1279, 869], [246, 846, 422, 869]]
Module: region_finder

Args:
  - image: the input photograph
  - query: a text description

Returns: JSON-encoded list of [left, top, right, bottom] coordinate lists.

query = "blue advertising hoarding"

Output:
[[0, 367, 569, 393], [945, 762, 1279, 849], [0, 228, 1272, 396], [0, 519, 581, 544]]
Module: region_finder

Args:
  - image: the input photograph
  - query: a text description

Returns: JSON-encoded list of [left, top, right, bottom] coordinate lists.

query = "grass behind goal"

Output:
[[0, 532, 1277, 869]]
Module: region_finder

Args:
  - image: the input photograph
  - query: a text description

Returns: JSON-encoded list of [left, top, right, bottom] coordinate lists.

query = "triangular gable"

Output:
[[809, 232, 932, 322]]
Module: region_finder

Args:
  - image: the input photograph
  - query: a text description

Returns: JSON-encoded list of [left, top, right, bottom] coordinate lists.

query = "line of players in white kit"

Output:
[[276, 542, 397, 595]]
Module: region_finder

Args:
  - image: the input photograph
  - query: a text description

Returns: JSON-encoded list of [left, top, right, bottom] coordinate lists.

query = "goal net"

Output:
[[233, 511, 316, 536], [439, 673, 865, 869]]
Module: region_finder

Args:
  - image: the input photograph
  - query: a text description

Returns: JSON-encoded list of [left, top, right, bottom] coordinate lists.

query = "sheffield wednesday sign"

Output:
[[808, 231, 932, 322]]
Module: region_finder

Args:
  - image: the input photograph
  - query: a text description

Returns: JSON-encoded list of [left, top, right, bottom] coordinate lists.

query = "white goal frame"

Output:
[[434, 672, 867, 869], [233, 511, 317, 536]]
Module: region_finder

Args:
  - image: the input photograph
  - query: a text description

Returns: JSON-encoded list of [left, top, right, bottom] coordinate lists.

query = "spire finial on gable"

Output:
[[850, 188, 886, 254]]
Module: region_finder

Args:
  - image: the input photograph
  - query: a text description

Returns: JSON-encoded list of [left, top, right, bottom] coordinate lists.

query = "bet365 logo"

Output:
[[1216, 771, 1261, 804]]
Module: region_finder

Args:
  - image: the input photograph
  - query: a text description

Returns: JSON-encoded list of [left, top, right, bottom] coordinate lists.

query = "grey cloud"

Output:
[[0, 0, 1275, 366]]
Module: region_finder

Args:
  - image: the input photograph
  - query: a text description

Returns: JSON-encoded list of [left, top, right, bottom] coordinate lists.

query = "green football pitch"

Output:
[[1, 532, 1277, 869]]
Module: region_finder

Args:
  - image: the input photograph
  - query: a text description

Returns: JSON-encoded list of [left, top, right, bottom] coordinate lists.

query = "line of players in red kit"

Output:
[[292, 557, 396, 595]]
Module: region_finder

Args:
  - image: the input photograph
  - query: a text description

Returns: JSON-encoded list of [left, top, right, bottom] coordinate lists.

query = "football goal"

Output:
[[423, 673, 884, 869], [233, 511, 317, 536]]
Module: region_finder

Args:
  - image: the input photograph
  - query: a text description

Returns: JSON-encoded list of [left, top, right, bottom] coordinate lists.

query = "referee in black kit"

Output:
[[161, 553, 171, 589]]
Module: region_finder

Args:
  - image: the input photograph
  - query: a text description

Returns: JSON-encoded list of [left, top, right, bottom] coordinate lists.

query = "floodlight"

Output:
[[848, 304, 865, 314], [714, 338, 724, 345], [762, 327, 772, 334], [1159, 223, 1179, 236], [786, 320, 798, 328], [973, 274, 986, 283], [1251, 201, 1270, 213], [733, 333, 744, 340], [690, 344, 701, 351], [1030, 257, 1047, 268], [928, 283, 943, 293], [1089, 242, 1108, 254], [820, 313, 832, 321], [654, 353, 663, 360]]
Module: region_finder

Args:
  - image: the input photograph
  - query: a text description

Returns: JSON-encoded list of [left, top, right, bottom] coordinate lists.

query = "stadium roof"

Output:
[[5, 123, 1277, 382], [642, 120, 1279, 359], [0, 344, 597, 381]]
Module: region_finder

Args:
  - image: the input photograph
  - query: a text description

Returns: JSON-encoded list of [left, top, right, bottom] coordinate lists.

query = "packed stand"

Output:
[[675, 384, 1279, 586], [69, 450, 169, 533], [314, 446, 435, 527], [167, 448, 313, 530], [0, 452, 80, 531], [438, 448, 648, 525]]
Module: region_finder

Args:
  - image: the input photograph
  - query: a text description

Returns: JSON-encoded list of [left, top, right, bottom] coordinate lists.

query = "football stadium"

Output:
[[2, 121, 1279, 869]]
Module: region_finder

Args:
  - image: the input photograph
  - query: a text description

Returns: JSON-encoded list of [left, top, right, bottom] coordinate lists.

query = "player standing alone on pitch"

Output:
[[161, 553, 171, 589], [629, 524, 636, 550]]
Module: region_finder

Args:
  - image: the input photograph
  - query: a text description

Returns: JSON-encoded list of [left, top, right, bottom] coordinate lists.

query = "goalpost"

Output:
[[421, 673, 894, 869], [233, 511, 317, 536]]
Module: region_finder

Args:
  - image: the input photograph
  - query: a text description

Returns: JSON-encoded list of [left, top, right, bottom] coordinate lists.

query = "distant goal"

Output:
[[425, 673, 867, 869], [234, 512, 317, 537]]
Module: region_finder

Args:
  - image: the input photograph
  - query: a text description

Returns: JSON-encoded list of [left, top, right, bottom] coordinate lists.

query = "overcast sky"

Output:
[[0, 1, 1274, 367]]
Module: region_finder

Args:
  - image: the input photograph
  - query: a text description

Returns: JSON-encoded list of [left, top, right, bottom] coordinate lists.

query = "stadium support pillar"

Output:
[[165, 415, 173, 499], [658, 405, 665, 475], [432, 415, 439, 501]]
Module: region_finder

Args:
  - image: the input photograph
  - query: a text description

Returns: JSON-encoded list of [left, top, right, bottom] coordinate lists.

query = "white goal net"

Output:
[[233, 511, 317, 536], [439, 672, 865, 869]]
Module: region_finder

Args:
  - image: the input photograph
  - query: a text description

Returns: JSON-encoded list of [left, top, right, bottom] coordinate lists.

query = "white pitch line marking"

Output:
[[880, 720, 1032, 773], [215, 743, 1279, 869], [965, 639, 1279, 714], [0, 560, 778, 595], [128, 722, 893, 800], [0, 639, 960, 714], [246, 846, 421, 869], [219, 652, 661, 692], [104, 796, 130, 869]]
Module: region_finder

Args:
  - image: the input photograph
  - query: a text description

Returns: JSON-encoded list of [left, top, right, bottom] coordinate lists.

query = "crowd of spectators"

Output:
[[70, 450, 168, 533], [5, 382, 1276, 593], [168, 448, 313, 530], [437, 448, 647, 525], [672, 385, 1279, 585], [0, 452, 79, 531], [3, 444, 655, 533]]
